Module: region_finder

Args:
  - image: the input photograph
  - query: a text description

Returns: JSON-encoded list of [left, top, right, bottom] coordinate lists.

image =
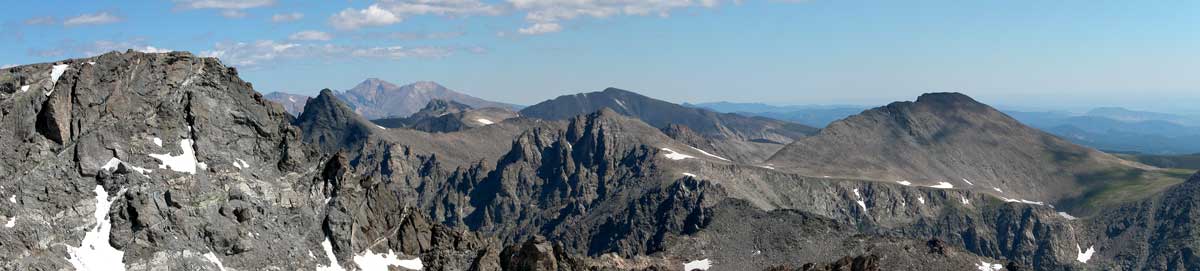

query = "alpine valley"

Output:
[[2, 50, 1197, 271]]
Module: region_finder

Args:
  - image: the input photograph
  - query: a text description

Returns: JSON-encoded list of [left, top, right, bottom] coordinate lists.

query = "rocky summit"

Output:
[[1, 51, 1199, 271]]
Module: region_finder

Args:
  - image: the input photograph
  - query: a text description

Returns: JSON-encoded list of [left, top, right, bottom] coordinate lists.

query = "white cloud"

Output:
[[330, 5, 402, 30], [174, 0, 275, 10], [271, 12, 304, 23], [63, 12, 124, 27], [1, 64, 17, 69], [350, 46, 457, 59], [517, 22, 561, 35], [175, 0, 273, 18], [201, 40, 479, 68], [289, 30, 333, 41], [139, 46, 173, 53], [330, 0, 501, 30], [507, 0, 735, 35]]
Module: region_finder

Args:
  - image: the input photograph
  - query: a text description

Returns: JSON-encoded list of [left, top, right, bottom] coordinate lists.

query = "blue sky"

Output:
[[2, 0, 1197, 112]]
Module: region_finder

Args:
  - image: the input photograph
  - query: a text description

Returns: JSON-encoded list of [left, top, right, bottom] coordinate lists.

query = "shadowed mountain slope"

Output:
[[519, 87, 818, 143]]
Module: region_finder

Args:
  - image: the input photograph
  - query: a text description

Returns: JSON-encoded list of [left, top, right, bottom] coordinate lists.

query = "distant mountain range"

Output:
[[266, 78, 519, 119], [691, 101, 1200, 155]]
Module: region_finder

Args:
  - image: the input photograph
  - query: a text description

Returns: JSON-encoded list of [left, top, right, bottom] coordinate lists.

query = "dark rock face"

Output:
[[294, 89, 374, 154]]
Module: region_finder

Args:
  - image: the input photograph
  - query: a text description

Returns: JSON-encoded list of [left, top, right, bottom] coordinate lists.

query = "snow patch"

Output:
[[203, 252, 229, 271], [660, 148, 694, 160], [896, 180, 912, 186], [4, 216, 14, 228], [1076, 244, 1095, 263], [8, 195, 14, 203], [152, 137, 162, 147], [1058, 212, 1078, 220], [352, 249, 423, 271], [476, 118, 494, 125], [376, 125, 387, 130], [86, 61, 96, 65], [975, 261, 1003, 271], [317, 238, 346, 271], [613, 98, 627, 110], [101, 158, 122, 171], [929, 182, 954, 189], [960, 196, 970, 205], [233, 159, 250, 169], [148, 139, 199, 174], [851, 189, 867, 212], [288, 97, 296, 103], [20, 85, 29, 92], [961, 178, 974, 185], [689, 146, 729, 161], [992, 187, 1003, 193], [51, 64, 69, 83], [682, 172, 697, 178], [102, 157, 152, 176], [66, 185, 127, 271], [757, 165, 776, 170], [683, 259, 712, 271], [1002, 198, 1044, 206]]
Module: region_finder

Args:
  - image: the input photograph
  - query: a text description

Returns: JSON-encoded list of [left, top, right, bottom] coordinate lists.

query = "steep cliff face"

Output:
[[0, 51, 329, 270]]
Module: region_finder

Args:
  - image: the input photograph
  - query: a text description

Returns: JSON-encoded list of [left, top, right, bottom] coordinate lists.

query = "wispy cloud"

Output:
[[329, 0, 501, 30], [201, 40, 482, 68], [63, 12, 124, 27], [271, 12, 304, 23], [174, 0, 275, 10], [174, 0, 274, 18], [288, 30, 333, 41], [350, 31, 465, 41], [507, 0, 734, 35], [325, 0, 754, 35]]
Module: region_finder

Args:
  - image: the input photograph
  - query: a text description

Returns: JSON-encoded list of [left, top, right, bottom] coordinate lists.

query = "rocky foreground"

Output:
[[0, 51, 1197, 271]]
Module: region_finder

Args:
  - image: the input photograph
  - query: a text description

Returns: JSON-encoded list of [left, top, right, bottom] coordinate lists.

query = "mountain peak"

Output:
[[913, 92, 982, 107], [332, 78, 515, 119]]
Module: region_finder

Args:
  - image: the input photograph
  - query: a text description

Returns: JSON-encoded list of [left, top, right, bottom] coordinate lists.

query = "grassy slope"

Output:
[[1057, 166, 1194, 216], [1112, 153, 1200, 170]]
